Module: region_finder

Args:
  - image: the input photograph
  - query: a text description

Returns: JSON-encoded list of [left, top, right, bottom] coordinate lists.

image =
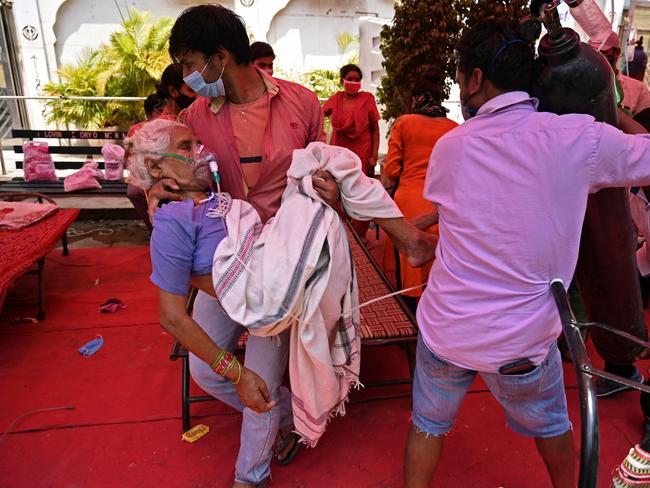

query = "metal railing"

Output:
[[0, 95, 146, 101], [0, 94, 464, 175], [550, 279, 650, 488]]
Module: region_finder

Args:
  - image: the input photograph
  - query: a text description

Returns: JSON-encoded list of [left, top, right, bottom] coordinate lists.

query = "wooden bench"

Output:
[[0, 192, 78, 320], [170, 222, 418, 432], [0, 129, 127, 195]]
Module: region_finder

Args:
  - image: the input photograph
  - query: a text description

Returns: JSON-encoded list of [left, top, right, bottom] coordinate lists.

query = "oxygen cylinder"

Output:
[[532, 1, 646, 365]]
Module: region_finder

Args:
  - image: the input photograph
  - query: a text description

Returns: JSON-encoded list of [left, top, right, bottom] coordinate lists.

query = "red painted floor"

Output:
[[0, 245, 648, 487]]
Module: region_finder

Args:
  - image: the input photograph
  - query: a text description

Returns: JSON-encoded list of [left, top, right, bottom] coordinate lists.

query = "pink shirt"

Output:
[[618, 73, 650, 116], [183, 70, 325, 223], [418, 91, 650, 372], [230, 94, 269, 190]]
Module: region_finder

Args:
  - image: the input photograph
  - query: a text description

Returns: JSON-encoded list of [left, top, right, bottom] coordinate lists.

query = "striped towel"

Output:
[[213, 142, 402, 446]]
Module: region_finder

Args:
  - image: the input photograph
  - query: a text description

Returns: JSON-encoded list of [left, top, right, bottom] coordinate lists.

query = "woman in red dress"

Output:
[[324, 64, 380, 238]]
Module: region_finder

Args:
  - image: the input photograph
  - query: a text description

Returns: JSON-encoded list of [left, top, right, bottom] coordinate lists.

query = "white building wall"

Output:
[[267, 0, 393, 75], [13, 0, 60, 128], [53, 0, 239, 66], [13, 0, 395, 128]]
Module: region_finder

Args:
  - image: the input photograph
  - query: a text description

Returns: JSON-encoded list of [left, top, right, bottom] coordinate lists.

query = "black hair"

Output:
[[250, 41, 275, 61], [156, 63, 184, 100], [456, 16, 535, 93], [530, 0, 546, 16], [412, 68, 444, 101], [169, 4, 251, 65], [143, 94, 163, 117], [340, 64, 362, 80]]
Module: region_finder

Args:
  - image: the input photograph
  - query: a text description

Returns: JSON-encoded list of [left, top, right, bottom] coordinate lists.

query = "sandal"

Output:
[[274, 431, 302, 466]]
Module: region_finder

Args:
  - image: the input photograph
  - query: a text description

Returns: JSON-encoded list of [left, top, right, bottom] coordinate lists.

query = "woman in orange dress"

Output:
[[324, 64, 380, 239], [381, 70, 458, 311]]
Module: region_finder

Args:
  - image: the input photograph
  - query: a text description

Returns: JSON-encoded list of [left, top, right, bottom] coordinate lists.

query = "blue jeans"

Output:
[[190, 291, 293, 484], [412, 334, 571, 438]]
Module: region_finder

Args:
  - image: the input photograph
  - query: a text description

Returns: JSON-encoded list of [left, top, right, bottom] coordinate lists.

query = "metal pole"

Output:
[[551, 279, 599, 488], [0, 137, 5, 175], [0, 95, 146, 101]]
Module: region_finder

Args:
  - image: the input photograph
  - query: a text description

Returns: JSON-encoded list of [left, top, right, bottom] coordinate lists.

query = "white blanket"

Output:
[[213, 142, 402, 445]]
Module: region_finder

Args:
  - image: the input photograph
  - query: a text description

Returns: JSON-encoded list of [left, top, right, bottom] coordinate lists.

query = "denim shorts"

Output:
[[412, 335, 571, 438]]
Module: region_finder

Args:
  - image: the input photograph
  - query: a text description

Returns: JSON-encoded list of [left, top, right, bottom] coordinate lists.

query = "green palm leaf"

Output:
[[43, 7, 173, 129]]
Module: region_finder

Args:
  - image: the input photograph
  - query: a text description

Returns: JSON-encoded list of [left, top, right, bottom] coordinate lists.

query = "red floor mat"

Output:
[[0, 246, 158, 331], [0, 390, 645, 488], [2, 245, 650, 487]]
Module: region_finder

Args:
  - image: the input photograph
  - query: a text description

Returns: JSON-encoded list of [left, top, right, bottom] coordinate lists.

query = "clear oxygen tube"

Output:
[[194, 149, 231, 228], [566, 0, 615, 49]]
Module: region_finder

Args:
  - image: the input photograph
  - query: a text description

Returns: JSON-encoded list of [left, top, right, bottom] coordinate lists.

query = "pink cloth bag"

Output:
[[102, 144, 125, 181], [23, 141, 57, 182], [63, 161, 103, 192]]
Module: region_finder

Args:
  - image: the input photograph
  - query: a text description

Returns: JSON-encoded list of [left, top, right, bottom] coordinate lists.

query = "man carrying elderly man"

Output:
[[143, 4, 434, 488]]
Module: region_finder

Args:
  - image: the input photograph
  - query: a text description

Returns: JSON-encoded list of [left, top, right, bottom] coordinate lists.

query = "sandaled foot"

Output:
[[274, 430, 302, 466]]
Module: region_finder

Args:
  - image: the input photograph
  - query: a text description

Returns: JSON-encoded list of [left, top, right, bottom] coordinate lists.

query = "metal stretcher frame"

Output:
[[550, 279, 650, 488]]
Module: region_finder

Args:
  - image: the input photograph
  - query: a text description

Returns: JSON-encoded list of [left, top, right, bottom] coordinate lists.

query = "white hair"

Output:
[[124, 118, 186, 190]]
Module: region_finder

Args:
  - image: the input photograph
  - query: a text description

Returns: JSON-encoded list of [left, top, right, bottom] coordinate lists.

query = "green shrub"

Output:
[[43, 8, 173, 129]]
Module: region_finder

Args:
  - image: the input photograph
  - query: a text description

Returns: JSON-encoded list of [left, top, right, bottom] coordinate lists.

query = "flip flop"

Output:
[[274, 432, 302, 466]]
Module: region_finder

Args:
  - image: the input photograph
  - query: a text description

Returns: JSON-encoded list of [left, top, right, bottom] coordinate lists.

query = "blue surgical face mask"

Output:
[[461, 93, 479, 121], [78, 335, 104, 357], [461, 101, 478, 121], [183, 56, 226, 98]]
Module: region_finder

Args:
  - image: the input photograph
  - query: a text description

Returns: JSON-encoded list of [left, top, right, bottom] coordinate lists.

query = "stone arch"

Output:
[[52, 0, 234, 66]]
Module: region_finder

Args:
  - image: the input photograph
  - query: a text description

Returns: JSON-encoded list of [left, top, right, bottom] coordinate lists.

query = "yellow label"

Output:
[[181, 424, 210, 443]]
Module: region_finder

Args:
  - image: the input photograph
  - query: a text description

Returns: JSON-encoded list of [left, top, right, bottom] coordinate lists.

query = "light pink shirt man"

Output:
[[417, 91, 650, 372]]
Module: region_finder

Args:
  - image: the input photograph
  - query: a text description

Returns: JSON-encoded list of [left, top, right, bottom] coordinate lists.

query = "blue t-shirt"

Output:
[[150, 198, 226, 296]]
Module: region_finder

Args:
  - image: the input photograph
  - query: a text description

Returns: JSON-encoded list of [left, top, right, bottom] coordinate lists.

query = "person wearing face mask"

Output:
[[380, 69, 458, 312], [324, 64, 380, 177], [324, 64, 380, 240], [250, 41, 275, 76], [592, 31, 650, 117], [146, 5, 337, 488], [155, 62, 197, 118], [404, 17, 650, 488]]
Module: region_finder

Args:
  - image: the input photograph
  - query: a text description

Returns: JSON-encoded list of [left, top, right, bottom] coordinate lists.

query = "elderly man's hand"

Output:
[[410, 211, 439, 231], [235, 367, 277, 414], [312, 170, 340, 207], [147, 178, 183, 220]]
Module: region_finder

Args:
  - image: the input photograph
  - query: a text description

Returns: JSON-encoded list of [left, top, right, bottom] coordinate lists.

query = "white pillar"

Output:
[[358, 16, 389, 93], [12, 0, 65, 128]]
